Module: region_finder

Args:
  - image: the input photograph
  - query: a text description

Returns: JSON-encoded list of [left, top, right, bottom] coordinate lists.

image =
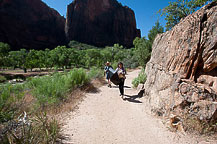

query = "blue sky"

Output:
[[42, 0, 174, 37]]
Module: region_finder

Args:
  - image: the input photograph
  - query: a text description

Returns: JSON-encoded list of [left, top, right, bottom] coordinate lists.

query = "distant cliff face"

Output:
[[65, 0, 141, 48], [0, 0, 66, 50], [144, 2, 217, 121]]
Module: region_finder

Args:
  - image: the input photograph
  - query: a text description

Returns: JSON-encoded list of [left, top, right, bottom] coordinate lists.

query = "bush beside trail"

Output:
[[132, 69, 147, 88], [0, 68, 103, 143]]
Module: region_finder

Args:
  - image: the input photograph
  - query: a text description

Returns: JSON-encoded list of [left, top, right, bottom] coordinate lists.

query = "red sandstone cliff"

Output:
[[0, 0, 66, 50], [65, 0, 141, 48]]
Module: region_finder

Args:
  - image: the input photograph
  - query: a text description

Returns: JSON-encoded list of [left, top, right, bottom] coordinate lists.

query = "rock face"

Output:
[[144, 2, 217, 121], [0, 0, 66, 50], [65, 0, 141, 48]]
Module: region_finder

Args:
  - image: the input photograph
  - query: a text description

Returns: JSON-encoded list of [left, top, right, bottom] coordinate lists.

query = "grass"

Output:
[[1, 112, 60, 144], [0, 67, 102, 143], [0, 75, 7, 83], [132, 69, 147, 88], [27, 68, 90, 107], [88, 67, 104, 79], [0, 84, 25, 123]]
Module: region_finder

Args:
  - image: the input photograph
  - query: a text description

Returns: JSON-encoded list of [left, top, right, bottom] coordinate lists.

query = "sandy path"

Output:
[[61, 69, 209, 144]]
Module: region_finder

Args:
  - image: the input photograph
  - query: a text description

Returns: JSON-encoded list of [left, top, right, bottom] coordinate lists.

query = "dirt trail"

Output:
[[61, 69, 211, 144]]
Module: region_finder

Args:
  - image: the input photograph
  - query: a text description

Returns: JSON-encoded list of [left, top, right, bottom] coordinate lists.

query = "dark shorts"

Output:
[[106, 71, 113, 80], [106, 73, 110, 79]]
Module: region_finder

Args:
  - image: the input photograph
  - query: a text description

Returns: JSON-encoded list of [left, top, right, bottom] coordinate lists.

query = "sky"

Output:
[[42, 0, 174, 37]]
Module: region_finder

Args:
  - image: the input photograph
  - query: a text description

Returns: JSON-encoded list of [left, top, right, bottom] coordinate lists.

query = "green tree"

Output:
[[49, 46, 70, 70], [26, 49, 39, 71], [43, 48, 52, 70], [133, 37, 151, 67], [8, 49, 28, 72], [101, 47, 113, 64], [159, 0, 216, 30], [37, 50, 46, 70], [68, 48, 80, 68], [0, 42, 10, 68], [133, 21, 164, 67], [84, 49, 103, 68], [148, 21, 164, 46]]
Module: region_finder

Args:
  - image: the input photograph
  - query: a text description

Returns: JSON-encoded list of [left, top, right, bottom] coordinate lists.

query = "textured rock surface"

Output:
[[65, 0, 141, 48], [144, 2, 217, 121], [0, 0, 66, 50]]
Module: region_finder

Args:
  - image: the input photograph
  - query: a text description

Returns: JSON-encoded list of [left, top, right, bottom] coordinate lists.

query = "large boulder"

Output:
[[144, 2, 217, 121], [65, 0, 141, 48], [0, 0, 66, 50]]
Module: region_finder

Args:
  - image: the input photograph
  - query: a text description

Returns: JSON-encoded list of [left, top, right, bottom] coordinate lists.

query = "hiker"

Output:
[[115, 62, 126, 99], [104, 61, 113, 88]]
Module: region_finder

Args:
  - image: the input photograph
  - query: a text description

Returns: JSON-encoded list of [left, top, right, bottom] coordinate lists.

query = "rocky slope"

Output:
[[65, 0, 141, 48], [144, 2, 217, 124], [0, 0, 66, 50]]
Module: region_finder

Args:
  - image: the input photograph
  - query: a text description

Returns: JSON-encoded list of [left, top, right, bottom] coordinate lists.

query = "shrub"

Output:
[[123, 56, 139, 69], [0, 84, 25, 123], [88, 67, 104, 79], [132, 69, 147, 88], [65, 68, 90, 89], [111, 61, 118, 70], [0, 112, 60, 144], [0, 75, 6, 83], [28, 73, 67, 106], [28, 68, 89, 106]]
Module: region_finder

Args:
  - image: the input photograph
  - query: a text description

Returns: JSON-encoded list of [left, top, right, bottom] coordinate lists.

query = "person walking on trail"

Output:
[[115, 62, 126, 99], [104, 61, 113, 88]]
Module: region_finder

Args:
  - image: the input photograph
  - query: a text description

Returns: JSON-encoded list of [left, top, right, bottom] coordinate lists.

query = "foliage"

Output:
[[1, 40, 146, 71], [28, 73, 67, 106], [122, 48, 139, 69], [0, 75, 7, 83], [111, 61, 118, 70], [148, 21, 164, 45], [8, 49, 28, 72], [1, 112, 60, 144], [134, 37, 151, 67], [0, 84, 25, 123], [65, 68, 90, 89], [88, 67, 104, 79], [134, 21, 164, 67], [132, 69, 147, 88], [26, 49, 39, 71], [0, 42, 10, 68], [159, 0, 216, 30], [84, 49, 103, 68], [28, 68, 89, 106]]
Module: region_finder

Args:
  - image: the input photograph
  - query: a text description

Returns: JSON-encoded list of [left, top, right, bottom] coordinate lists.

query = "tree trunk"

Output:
[[24, 68, 27, 73]]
